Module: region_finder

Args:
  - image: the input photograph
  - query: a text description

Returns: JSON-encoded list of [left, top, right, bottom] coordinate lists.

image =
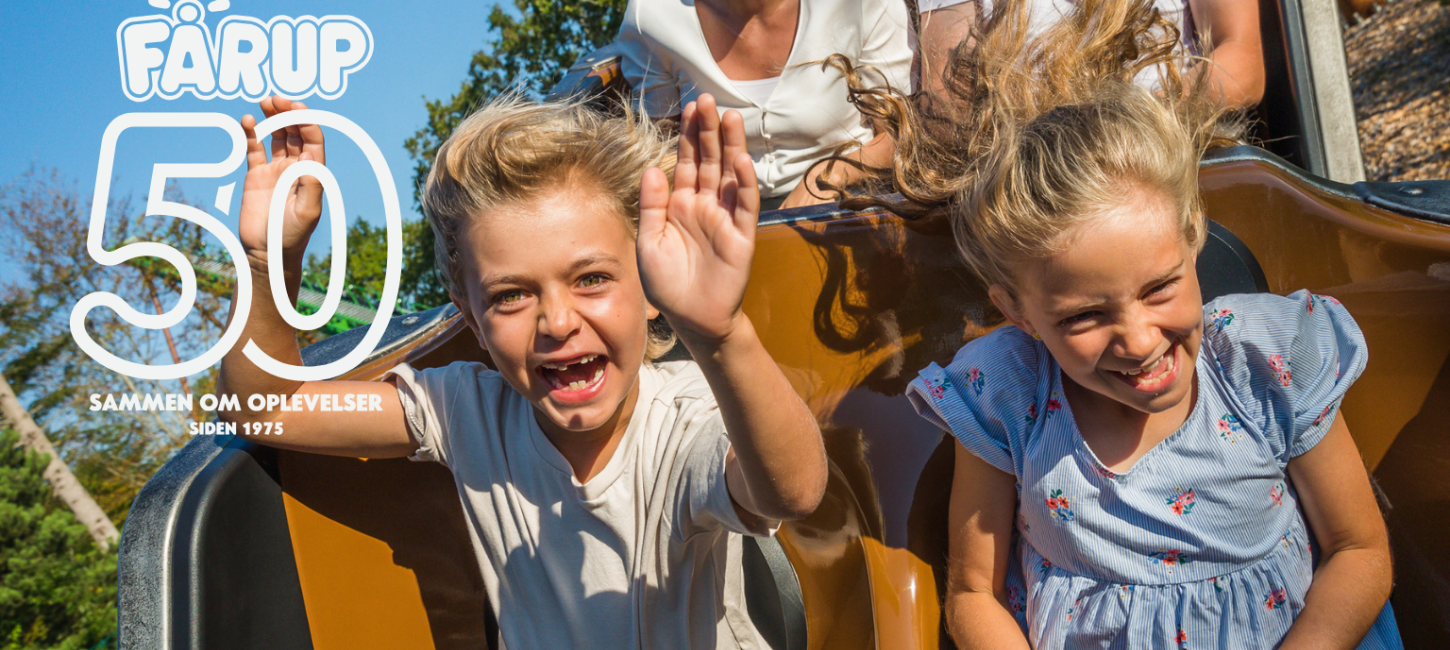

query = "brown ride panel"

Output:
[[270, 155, 1450, 649]]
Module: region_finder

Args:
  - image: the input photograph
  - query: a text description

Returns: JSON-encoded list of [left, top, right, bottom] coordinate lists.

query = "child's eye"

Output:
[[493, 290, 524, 305], [1147, 279, 1178, 296], [1058, 311, 1098, 328], [578, 274, 607, 289]]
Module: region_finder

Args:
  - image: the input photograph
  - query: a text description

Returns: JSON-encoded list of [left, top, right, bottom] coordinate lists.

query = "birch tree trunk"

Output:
[[0, 372, 119, 549]]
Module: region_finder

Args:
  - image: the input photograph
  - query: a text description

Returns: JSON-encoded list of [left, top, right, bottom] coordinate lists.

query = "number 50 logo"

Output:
[[72, 110, 402, 381]]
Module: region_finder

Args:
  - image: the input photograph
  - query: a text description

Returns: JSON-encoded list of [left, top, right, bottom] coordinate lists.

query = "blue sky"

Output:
[[0, 0, 512, 276]]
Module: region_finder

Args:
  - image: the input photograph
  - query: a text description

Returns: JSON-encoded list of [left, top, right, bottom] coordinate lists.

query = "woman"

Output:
[[616, 0, 913, 209]]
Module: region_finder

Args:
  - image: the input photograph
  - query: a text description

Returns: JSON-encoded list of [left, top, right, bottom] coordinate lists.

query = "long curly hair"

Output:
[[826, 0, 1244, 294]]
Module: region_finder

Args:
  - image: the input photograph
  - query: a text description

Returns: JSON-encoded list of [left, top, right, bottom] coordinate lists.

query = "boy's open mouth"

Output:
[[537, 354, 609, 394], [1110, 342, 1179, 393]]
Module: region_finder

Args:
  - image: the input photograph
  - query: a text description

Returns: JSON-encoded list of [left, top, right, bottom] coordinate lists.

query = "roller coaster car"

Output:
[[118, 2, 1450, 649]]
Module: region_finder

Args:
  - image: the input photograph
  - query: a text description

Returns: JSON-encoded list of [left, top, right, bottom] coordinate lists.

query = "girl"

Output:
[[839, 0, 1399, 647], [217, 94, 826, 649]]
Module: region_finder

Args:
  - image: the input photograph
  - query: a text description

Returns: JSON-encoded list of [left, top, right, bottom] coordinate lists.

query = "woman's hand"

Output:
[[780, 131, 896, 209], [237, 96, 326, 274], [779, 176, 830, 209], [638, 93, 760, 345]]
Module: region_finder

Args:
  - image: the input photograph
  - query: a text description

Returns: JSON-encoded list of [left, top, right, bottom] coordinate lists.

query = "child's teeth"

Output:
[[1118, 346, 1178, 384], [548, 355, 600, 371], [592, 368, 603, 381], [1122, 350, 1170, 377]]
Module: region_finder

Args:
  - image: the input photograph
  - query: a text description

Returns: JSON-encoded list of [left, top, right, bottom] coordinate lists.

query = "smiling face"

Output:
[[452, 183, 655, 439], [991, 186, 1204, 416]]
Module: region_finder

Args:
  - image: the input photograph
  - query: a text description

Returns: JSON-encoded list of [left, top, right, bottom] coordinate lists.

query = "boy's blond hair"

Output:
[[836, 0, 1243, 296], [422, 97, 679, 358]]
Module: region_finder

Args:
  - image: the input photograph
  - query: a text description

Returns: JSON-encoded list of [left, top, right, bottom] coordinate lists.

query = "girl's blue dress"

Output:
[[907, 291, 1402, 649]]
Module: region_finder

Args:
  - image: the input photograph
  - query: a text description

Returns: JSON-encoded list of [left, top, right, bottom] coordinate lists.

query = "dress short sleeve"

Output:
[[906, 326, 1044, 476], [1202, 291, 1368, 464]]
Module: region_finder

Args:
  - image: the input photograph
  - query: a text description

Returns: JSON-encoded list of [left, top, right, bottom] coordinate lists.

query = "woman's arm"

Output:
[[946, 442, 1032, 649], [916, 1, 978, 99], [780, 131, 895, 208], [1188, 0, 1265, 108], [779, 0, 917, 209], [638, 94, 827, 521], [1280, 415, 1393, 649]]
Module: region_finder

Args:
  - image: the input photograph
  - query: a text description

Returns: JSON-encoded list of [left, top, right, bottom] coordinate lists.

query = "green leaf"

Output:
[[402, 0, 626, 307], [0, 430, 116, 649]]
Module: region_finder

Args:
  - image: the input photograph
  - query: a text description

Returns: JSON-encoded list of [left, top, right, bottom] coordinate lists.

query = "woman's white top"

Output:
[[617, 0, 913, 198], [730, 75, 783, 107]]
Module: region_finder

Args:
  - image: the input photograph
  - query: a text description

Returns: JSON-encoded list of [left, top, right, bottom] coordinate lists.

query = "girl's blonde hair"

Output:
[[834, 0, 1243, 294], [421, 96, 679, 359]]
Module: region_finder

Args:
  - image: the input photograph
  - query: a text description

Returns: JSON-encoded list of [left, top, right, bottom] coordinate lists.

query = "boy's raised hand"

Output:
[[638, 94, 760, 344], [237, 96, 326, 273], [641, 95, 827, 524]]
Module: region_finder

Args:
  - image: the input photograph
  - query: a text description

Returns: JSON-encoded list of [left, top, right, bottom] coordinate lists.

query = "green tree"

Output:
[[403, 0, 626, 307], [0, 429, 118, 650], [305, 219, 393, 299], [299, 216, 435, 345], [1, 169, 219, 525]]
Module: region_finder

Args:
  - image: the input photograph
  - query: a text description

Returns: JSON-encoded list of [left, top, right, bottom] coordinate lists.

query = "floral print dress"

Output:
[[908, 291, 1403, 649]]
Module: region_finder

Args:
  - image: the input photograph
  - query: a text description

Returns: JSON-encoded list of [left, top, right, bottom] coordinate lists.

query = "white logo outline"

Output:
[[72, 109, 402, 382], [117, 0, 373, 103]]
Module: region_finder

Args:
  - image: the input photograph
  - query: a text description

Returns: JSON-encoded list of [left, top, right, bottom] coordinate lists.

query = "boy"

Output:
[[218, 94, 827, 649]]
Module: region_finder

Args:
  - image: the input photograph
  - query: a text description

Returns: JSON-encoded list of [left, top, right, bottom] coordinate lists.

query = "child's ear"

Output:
[[449, 290, 488, 351], [645, 302, 660, 321], [987, 284, 1034, 335]]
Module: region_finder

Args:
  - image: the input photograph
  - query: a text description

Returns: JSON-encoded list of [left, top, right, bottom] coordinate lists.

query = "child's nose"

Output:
[[1115, 309, 1162, 360], [537, 294, 582, 340]]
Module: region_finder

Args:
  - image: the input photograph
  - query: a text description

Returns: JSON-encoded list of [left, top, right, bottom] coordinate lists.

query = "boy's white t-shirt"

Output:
[[385, 360, 776, 650]]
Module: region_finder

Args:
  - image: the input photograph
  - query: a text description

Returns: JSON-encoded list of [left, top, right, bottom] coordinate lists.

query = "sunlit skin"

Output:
[[949, 183, 1393, 649], [991, 186, 1203, 472], [913, 0, 1264, 110], [451, 185, 655, 476], [221, 93, 826, 544]]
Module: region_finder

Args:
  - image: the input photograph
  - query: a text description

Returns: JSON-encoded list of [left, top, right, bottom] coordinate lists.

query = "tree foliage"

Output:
[[0, 429, 117, 650], [0, 168, 222, 524], [303, 217, 434, 311], [295, 217, 434, 345], [0, 171, 432, 532], [402, 0, 627, 308]]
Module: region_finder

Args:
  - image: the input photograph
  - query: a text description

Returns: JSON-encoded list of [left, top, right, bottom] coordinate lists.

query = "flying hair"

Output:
[[421, 96, 679, 359], [828, 0, 1245, 293]]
